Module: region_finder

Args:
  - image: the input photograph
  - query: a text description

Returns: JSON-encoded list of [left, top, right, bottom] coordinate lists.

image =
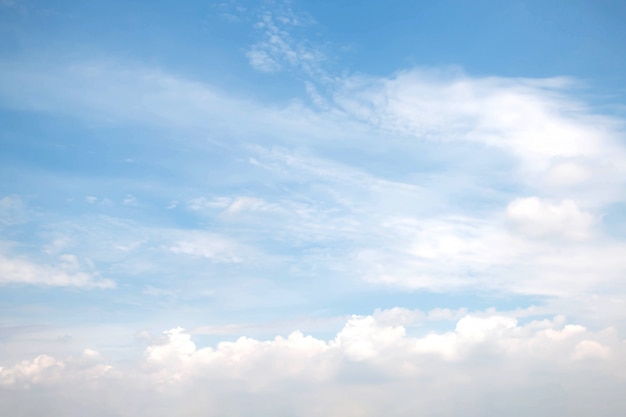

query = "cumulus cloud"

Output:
[[0, 354, 65, 388], [0, 311, 624, 416], [0, 348, 111, 389]]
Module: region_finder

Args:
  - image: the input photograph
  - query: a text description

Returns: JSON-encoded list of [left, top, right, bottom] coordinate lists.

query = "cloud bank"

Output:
[[1, 311, 624, 417]]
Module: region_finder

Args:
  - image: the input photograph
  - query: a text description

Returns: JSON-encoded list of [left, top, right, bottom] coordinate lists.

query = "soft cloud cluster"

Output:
[[1, 311, 624, 416], [0, 348, 111, 389]]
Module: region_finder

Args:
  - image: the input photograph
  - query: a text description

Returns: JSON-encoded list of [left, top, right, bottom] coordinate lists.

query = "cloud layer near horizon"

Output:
[[1, 310, 625, 417]]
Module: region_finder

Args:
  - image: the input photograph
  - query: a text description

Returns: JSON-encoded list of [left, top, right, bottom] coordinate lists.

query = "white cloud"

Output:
[[573, 339, 611, 360], [335, 71, 620, 160], [1, 311, 623, 416], [247, 7, 325, 76], [506, 197, 595, 240], [0, 251, 115, 289], [0, 349, 111, 389], [334, 315, 406, 361], [545, 160, 592, 187], [247, 49, 282, 73], [188, 196, 274, 215], [349, 210, 626, 297], [145, 327, 196, 367], [169, 233, 243, 262], [187, 196, 231, 211], [1, 4, 626, 414], [2, 55, 626, 360], [0, 354, 65, 388]]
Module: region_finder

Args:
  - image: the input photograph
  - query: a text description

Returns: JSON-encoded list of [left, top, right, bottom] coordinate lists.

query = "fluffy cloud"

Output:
[[0, 354, 65, 388], [0, 349, 111, 389], [1, 311, 624, 416]]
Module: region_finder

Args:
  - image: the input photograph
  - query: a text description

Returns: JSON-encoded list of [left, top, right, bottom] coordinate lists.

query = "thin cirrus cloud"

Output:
[[0, 252, 115, 289], [1, 59, 626, 298], [247, 7, 325, 77]]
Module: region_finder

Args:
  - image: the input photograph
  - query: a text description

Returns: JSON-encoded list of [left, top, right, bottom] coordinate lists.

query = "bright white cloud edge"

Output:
[[1, 310, 624, 417]]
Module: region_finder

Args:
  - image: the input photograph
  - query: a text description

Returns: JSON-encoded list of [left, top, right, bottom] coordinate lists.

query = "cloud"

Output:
[[348, 208, 626, 296], [0, 354, 66, 388], [0, 251, 115, 289], [333, 70, 626, 188], [2, 60, 625, 301], [0, 311, 624, 416], [506, 197, 595, 240], [225, 196, 270, 214], [0, 349, 111, 389], [246, 6, 324, 76], [188, 196, 274, 215], [573, 339, 612, 360], [247, 49, 282, 73], [0, 61, 264, 130], [2, 55, 626, 325], [2, 2, 626, 414], [545, 160, 593, 187], [169, 233, 243, 263]]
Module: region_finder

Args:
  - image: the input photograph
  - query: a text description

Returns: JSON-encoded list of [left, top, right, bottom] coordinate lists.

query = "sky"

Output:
[[1, 0, 626, 415]]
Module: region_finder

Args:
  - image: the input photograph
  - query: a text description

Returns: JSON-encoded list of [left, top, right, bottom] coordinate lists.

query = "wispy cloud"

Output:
[[169, 232, 244, 263], [0, 251, 115, 289], [2, 59, 625, 303]]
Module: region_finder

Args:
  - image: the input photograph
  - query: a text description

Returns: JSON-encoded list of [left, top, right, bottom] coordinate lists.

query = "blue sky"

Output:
[[1, 1, 626, 416]]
